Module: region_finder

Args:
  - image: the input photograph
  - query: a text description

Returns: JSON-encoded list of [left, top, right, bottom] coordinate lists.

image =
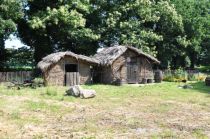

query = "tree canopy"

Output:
[[0, 0, 23, 68], [0, 0, 209, 69]]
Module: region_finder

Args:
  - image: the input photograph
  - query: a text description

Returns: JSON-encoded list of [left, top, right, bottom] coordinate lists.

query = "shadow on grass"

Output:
[[189, 81, 210, 94]]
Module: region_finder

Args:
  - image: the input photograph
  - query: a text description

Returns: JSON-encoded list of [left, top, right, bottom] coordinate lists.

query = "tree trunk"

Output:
[[189, 52, 195, 69], [0, 36, 5, 69], [172, 56, 178, 70]]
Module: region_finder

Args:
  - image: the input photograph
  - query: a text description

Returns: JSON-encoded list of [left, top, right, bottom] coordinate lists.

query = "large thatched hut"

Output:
[[38, 45, 160, 86], [38, 52, 99, 86], [93, 45, 160, 84]]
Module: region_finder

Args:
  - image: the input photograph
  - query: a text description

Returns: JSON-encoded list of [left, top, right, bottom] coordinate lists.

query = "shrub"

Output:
[[33, 78, 44, 84], [31, 78, 44, 88], [163, 69, 207, 82], [187, 74, 197, 81], [163, 74, 175, 82], [163, 69, 187, 82], [196, 73, 207, 81]]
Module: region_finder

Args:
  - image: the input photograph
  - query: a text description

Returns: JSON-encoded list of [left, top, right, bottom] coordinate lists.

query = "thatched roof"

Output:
[[93, 45, 160, 66], [38, 45, 160, 72], [38, 51, 99, 72]]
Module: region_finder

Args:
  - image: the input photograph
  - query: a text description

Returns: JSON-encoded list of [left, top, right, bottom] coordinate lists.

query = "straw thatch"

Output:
[[38, 45, 160, 72], [93, 45, 160, 66], [38, 51, 99, 72]]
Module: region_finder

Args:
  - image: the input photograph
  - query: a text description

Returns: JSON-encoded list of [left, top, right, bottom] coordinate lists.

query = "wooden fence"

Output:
[[0, 71, 33, 83]]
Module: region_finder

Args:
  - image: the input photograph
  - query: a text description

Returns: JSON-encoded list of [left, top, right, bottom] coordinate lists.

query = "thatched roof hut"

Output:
[[93, 45, 160, 84], [38, 45, 160, 86], [38, 51, 99, 86]]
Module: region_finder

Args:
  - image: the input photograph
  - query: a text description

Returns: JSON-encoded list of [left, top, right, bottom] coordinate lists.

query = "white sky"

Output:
[[5, 35, 28, 49]]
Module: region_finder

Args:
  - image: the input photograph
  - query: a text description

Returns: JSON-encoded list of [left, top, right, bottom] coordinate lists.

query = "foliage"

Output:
[[5, 47, 34, 69], [196, 66, 210, 73], [170, 0, 210, 68], [163, 70, 207, 82], [0, 0, 23, 68], [18, 0, 100, 63], [163, 70, 187, 82], [155, 1, 187, 69], [92, 0, 162, 54], [0, 0, 209, 70], [17, 0, 190, 63]]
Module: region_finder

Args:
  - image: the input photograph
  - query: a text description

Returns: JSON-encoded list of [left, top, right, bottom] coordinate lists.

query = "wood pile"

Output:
[[6, 79, 44, 90]]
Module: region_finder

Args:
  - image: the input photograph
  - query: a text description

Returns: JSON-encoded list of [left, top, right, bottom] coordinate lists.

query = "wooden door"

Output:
[[127, 64, 138, 83], [65, 72, 79, 86]]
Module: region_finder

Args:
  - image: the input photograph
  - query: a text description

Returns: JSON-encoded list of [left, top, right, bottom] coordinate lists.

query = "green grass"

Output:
[[0, 82, 209, 138], [24, 100, 61, 113], [193, 129, 209, 139]]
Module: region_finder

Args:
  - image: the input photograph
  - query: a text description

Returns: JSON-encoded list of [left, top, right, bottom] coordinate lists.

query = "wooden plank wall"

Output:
[[0, 71, 33, 83], [66, 72, 79, 86]]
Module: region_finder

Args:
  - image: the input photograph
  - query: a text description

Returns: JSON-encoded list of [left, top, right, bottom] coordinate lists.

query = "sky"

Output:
[[5, 35, 28, 49], [5, 34, 103, 51]]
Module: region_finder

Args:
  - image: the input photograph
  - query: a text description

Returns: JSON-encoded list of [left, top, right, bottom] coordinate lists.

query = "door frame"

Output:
[[65, 63, 79, 86], [126, 56, 139, 84]]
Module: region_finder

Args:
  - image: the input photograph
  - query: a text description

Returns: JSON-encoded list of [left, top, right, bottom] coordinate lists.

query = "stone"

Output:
[[177, 85, 193, 89], [80, 89, 96, 99], [183, 85, 193, 89], [66, 85, 81, 97], [66, 85, 96, 99]]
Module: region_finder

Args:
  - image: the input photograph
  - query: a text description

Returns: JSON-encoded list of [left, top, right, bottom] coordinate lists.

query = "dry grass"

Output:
[[0, 82, 209, 138]]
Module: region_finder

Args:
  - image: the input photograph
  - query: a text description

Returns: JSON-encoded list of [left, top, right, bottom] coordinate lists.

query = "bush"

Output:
[[30, 78, 44, 88], [163, 69, 187, 82], [163, 70, 206, 82], [187, 74, 197, 81], [196, 73, 207, 81], [33, 78, 44, 84]]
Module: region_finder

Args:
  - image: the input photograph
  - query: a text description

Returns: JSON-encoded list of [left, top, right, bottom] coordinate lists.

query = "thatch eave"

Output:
[[93, 45, 160, 66], [37, 51, 100, 72]]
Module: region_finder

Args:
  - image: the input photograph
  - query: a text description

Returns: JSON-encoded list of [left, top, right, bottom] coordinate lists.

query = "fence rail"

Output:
[[0, 71, 33, 83]]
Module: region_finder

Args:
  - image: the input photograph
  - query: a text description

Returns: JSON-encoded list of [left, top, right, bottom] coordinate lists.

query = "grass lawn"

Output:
[[0, 82, 210, 138]]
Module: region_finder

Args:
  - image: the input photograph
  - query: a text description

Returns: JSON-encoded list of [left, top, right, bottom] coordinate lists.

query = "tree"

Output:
[[0, 0, 23, 69], [18, 0, 100, 63], [155, 1, 187, 69], [5, 47, 34, 70], [171, 0, 210, 68], [90, 0, 162, 55], [91, 0, 185, 69]]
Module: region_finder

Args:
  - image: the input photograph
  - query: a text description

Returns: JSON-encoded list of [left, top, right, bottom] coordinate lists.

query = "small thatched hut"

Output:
[[38, 45, 160, 86], [38, 52, 99, 86], [93, 45, 160, 84]]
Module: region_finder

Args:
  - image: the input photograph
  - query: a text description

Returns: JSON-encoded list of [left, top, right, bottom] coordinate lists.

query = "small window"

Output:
[[65, 64, 78, 72]]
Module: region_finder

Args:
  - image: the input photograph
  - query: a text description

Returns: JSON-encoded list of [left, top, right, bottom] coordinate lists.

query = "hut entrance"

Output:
[[127, 57, 138, 83], [65, 64, 79, 86]]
